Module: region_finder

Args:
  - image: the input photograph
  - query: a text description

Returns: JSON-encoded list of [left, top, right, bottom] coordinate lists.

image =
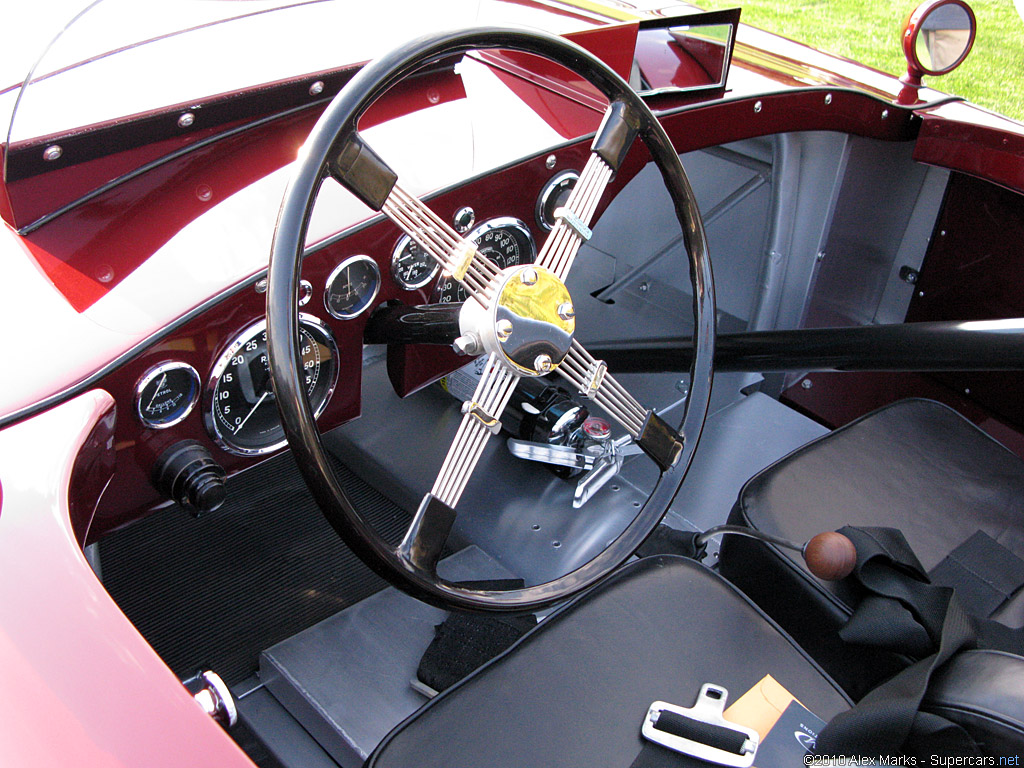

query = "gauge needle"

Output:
[[146, 374, 167, 411], [234, 390, 270, 434]]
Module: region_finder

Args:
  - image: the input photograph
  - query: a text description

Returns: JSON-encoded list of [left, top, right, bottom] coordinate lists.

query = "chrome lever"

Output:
[[507, 419, 642, 508]]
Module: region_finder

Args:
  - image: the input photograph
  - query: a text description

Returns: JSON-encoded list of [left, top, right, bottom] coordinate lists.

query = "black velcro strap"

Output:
[[929, 530, 1024, 618], [415, 580, 536, 694]]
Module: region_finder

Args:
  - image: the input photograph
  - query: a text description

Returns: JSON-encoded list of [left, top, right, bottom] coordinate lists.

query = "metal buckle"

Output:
[[641, 685, 758, 768]]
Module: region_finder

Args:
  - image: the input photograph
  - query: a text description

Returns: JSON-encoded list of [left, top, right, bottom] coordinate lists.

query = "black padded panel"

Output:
[[368, 556, 850, 768], [720, 399, 1024, 695], [924, 650, 1024, 753]]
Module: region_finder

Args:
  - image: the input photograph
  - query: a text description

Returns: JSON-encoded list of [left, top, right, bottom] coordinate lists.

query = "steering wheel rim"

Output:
[[267, 26, 715, 612]]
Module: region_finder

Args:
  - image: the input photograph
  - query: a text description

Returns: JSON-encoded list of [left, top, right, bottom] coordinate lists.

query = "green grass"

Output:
[[698, 0, 1024, 121]]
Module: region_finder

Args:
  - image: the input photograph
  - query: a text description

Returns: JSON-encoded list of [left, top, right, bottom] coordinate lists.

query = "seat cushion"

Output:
[[367, 556, 850, 768], [719, 398, 1024, 695]]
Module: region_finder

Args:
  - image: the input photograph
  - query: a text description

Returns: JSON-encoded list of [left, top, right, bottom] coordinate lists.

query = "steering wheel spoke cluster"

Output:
[[535, 150, 613, 280], [268, 27, 714, 611]]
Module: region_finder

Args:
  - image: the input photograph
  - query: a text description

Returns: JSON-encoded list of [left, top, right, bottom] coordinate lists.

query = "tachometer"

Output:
[[433, 217, 535, 304], [205, 315, 339, 456]]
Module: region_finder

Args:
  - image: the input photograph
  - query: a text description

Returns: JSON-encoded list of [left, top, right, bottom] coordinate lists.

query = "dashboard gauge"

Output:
[[135, 362, 200, 429], [433, 217, 536, 304], [536, 170, 579, 231], [324, 255, 381, 319], [205, 315, 339, 456], [391, 235, 440, 290]]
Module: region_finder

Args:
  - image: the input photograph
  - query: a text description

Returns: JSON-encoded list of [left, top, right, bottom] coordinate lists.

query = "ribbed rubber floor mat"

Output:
[[100, 451, 410, 685]]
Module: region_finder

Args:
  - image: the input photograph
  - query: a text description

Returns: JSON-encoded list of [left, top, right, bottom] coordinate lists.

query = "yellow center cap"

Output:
[[494, 266, 575, 375]]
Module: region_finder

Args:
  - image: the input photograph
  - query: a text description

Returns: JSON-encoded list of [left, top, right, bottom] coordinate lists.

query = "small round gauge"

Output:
[[135, 362, 200, 429], [433, 217, 536, 304], [205, 315, 339, 456], [324, 255, 381, 319], [536, 170, 579, 231], [391, 235, 440, 290]]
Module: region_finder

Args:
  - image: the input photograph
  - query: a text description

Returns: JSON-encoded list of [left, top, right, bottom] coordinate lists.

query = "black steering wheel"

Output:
[[267, 27, 715, 612]]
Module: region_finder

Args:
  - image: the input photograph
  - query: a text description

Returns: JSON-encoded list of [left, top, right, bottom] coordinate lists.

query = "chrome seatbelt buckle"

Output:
[[641, 684, 758, 768]]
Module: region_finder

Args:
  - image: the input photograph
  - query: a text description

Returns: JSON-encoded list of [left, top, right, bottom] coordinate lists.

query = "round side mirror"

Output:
[[902, 0, 976, 86]]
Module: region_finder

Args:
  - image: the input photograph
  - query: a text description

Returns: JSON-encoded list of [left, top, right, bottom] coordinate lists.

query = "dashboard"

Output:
[[60, 46, 922, 545], [81, 138, 602, 542]]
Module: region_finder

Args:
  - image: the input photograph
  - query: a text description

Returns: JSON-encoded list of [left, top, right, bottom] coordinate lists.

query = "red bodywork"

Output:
[[0, 1, 1022, 764]]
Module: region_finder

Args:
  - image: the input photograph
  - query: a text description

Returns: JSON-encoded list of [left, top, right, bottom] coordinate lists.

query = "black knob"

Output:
[[153, 440, 226, 515]]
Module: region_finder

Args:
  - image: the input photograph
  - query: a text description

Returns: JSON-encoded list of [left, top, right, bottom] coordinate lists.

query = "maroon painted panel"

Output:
[[657, 89, 918, 150], [905, 172, 1024, 429], [20, 68, 467, 312], [85, 139, 609, 538], [68, 399, 117, 544], [914, 114, 1024, 195], [782, 371, 1024, 461]]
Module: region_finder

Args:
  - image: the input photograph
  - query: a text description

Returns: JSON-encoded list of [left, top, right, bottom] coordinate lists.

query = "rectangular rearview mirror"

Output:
[[633, 8, 740, 96]]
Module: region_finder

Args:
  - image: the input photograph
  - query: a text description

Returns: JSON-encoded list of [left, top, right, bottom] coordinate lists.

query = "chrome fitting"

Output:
[[453, 334, 482, 356], [193, 671, 237, 728]]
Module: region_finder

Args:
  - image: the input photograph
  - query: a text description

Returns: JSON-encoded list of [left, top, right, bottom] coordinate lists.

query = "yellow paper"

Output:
[[722, 674, 799, 741]]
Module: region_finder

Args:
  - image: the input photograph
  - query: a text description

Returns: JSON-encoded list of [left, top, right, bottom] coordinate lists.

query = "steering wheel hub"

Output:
[[461, 264, 575, 375]]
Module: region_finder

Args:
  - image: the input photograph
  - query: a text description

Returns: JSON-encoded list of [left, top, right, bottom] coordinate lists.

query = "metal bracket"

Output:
[[554, 206, 593, 242], [583, 360, 607, 397], [449, 240, 478, 282], [642, 685, 758, 768], [462, 400, 502, 434]]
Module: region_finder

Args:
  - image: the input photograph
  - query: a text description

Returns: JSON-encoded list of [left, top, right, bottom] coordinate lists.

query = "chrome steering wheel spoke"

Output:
[[535, 100, 639, 282], [326, 131, 499, 306], [555, 340, 684, 472], [535, 151, 613, 281], [382, 185, 500, 306], [400, 353, 521, 573]]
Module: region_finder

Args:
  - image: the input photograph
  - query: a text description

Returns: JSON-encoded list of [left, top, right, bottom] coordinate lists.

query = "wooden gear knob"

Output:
[[803, 531, 857, 581]]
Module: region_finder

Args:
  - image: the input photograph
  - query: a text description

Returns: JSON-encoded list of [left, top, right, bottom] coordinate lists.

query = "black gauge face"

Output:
[[391, 235, 440, 290], [206, 316, 338, 456], [433, 217, 536, 304], [135, 362, 200, 428], [324, 255, 381, 319], [536, 170, 579, 231]]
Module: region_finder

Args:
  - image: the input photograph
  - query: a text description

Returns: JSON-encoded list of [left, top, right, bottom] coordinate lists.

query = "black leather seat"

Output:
[[718, 398, 1024, 697], [368, 556, 851, 768], [367, 557, 1024, 765]]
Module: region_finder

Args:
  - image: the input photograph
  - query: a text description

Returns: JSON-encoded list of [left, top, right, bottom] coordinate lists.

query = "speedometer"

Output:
[[205, 315, 339, 456], [433, 217, 535, 304]]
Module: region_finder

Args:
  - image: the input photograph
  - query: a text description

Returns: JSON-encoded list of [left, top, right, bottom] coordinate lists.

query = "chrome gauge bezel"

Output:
[[134, 361, 200, 429], [391, 234, 441, 290], [324, 254, 381, 320], [432, 216, 536, 305], [467, 216, 535, 253], [536, 170, 579, 231], [204, 314, 340, 456]]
